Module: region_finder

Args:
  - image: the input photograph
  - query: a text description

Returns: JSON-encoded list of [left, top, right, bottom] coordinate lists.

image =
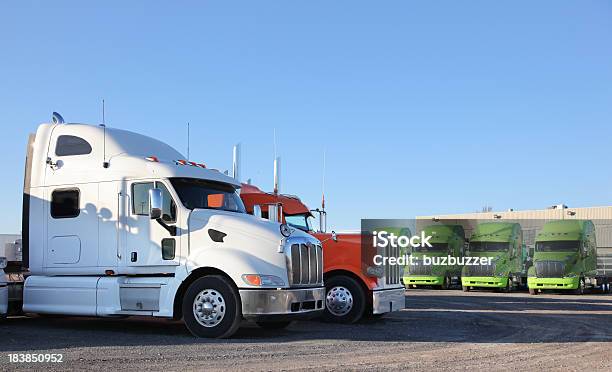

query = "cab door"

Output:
[[46, 184, 99, 269], [122, 180, 180, 268]]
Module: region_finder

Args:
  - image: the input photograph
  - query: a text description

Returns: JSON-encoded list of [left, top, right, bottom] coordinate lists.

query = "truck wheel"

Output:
[[256, 321, 292, 330], [504, 278, 513, 293], [462, 286, 469, 292], [528, 288, 537, 295], [323, 276, 366, 324], [182, 275, 241, 338]]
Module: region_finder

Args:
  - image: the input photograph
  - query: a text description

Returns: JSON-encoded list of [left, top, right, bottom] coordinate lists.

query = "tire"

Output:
[[528, 288, 537, 295], [256, 321, 292, 330], [323, 275, 366, 324], [504, 277, 513, 293], [462, 286, 470, 292], [182, 275, 241, 338]]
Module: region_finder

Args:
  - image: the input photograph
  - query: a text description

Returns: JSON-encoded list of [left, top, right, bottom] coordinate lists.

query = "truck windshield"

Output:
[[469, 242, 508, 252], [285, 214, 312, 232], [169, 178, 246, 213], [536, 240, 579, 252], [413, 243, 448, 252]]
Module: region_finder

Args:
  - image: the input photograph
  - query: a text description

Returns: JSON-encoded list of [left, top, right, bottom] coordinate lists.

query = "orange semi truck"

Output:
[[239, 183, 405, 323]]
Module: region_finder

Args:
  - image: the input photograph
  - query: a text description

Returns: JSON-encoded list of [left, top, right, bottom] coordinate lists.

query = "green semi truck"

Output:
[[462, 222, 529, 292], [404, 224, 465, 289], [527, 220, 598, 295]]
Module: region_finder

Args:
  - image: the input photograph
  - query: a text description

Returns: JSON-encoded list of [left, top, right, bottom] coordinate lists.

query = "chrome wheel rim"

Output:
[[326, 286, 353, 316], [193, 289, 226, 328]]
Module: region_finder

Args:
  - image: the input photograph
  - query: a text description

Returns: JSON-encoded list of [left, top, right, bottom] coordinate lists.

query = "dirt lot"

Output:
[[2, 289, 612, 371]]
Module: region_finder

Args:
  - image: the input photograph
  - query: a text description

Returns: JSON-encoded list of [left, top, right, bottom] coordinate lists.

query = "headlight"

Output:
[[280, 223, 292, 237], [496, 272, 506, 277], [0, 257, 6, 269], [242, 274, 285, 287], [366, 266, 384, 278], [565, 273, 577, 278]]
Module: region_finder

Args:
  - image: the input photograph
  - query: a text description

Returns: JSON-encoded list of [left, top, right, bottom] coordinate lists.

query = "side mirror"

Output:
[[319, 231, 338, 244], [253, 204, 262, 219], [149, 188, 163, 220]]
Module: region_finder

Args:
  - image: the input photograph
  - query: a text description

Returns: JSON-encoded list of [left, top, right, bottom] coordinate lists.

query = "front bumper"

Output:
[[403, 275, 444, 286], [528, 276, 579, 290], [462, 276, 507, 288], [239, 287, 325, 320], [372, 287, 405, 314]]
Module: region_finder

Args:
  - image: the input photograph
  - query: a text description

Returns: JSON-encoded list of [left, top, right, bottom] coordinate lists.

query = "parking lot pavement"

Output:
[[2, 289, 612, 371]]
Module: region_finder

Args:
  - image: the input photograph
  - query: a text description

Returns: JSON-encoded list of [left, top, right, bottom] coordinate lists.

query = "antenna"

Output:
[[273, 157, 281, 194], [322, 149, 326, 211], [187, 122, 190, 160], [101, 99, 109, 168]]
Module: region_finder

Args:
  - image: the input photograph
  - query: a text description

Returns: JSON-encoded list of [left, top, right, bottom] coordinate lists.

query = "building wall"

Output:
[[0, 234, 21, 260], [417, 206, 612, 251]]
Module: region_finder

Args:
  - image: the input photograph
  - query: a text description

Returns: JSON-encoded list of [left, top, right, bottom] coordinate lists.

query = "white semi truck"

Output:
[[1, 114, 325, 337]]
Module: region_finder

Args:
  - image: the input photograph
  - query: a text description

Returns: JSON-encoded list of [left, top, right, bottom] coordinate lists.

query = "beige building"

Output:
[[417, 205, 612, 254]]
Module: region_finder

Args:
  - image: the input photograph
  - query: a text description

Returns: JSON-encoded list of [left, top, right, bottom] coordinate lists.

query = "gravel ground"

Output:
[[2, 289, 612, 371]]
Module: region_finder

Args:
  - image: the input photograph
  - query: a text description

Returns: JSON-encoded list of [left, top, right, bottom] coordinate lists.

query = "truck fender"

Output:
[[164, 248, 287, 319]]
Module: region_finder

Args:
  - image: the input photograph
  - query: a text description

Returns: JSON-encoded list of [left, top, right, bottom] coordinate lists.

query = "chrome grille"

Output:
[[535, 260, 565, 278], [384, 243, 401, 285], [287, 242, 323, 286], [408, 258, 432, 276], [466, 261, 496, 277]]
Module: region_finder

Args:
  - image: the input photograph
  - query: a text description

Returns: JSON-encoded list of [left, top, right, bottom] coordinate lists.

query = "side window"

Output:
[[131, 182, 176, 223], [156, 182, 176, 223], [51, 189, 80, 218], [55, 135, 92, 156], [132, 182, 154, 215]]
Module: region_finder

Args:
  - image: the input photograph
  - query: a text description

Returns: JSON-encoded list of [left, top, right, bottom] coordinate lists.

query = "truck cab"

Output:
[[461, 222, 527, 292], [404, 224, 465, 289], [15, 119, 324, 337], [240, 184, 405, 323], [528, 220, 597, 294]]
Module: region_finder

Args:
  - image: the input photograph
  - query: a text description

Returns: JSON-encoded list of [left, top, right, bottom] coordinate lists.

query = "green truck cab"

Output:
[[462, 222, 528, 292], [527, 220, 597, 295], [404, 225, 465, 289]]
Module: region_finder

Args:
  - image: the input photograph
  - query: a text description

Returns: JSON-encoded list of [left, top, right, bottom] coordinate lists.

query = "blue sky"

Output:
[[1, 1, 611, 233]]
